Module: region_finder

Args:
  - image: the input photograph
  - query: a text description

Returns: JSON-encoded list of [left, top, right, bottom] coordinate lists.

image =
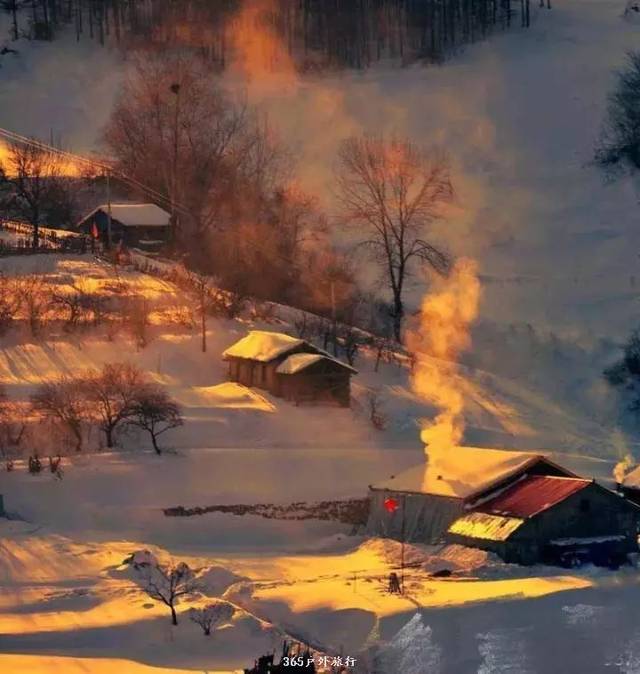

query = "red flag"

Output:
[[384, 497, 399, 514]]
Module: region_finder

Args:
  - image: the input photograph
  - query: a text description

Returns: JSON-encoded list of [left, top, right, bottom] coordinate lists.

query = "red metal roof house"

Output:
[[448, 475, 640, 565]]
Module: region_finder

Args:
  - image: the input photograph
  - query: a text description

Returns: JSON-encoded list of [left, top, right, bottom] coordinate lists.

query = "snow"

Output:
[[79, 204, 171, 228], [369, 446, 543, 498], [3, 0, 640, 669], [448, 512, 525, 541], [222, 330, 306, 362], [276, 353, 357, 375]]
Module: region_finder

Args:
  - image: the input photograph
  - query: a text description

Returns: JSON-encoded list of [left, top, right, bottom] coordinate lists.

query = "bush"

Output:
[[84, 363, 149, 449], [18, 275, 51, 336], [189, 602, 235, 636], [28, 454, 42, 474], [128, 387, 183, 455], [31, 377, 89, 452]]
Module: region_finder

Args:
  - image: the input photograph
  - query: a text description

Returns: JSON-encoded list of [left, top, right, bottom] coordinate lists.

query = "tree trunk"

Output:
[[170, 605, 178, 626], [391, 294, 404, 343], [200, 289, 207, 353], [11, 3, 19, 40], [73, 427, 82, 452], [105, 426, 114, 448], [151, 432, 161, 455]]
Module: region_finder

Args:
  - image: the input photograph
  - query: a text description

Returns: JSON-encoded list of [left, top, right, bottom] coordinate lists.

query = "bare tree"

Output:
[[104, 53, 283, 252], [189, 601, 235, 636], [184, 272, 222, 353], [121, 296, 152, 349], [31, 377, 88, 452], [336, 134, 453, 341], [595, 51, 640, 177], [371, 335, 395, 373], [366, 389, 388, 431], [129, 387, 183, 455], [0, 387, 26, 461], [0, 273, 22, 335], [18, 275, 50, 336], [142, 561, 198, 626], [338, 325, 362, 366], [84, 362, 147, 448], [0, 141, 77, 249]]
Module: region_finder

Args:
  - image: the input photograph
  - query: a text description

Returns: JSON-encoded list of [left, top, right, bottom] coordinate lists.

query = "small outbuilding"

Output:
[[223, 330, 356, 407], [366, 446, 576, 544], [78, 203, 171, 250], [447, 475, 640, 566]]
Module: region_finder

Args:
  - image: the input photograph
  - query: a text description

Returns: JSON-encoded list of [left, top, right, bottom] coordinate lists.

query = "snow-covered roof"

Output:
[[79, 204, 171, 228], [223, 331, 307, 363], [448, 512, 525, 541], [276, 353, 357, 375], [369, 446, 551, 500]]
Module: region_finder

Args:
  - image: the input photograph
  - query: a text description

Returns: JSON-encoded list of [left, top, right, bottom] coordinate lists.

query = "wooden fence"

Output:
[[0, 220, 90, 255]]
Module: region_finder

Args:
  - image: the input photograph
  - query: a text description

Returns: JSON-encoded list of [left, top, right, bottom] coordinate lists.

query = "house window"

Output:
[[580, 498, 591, 513]]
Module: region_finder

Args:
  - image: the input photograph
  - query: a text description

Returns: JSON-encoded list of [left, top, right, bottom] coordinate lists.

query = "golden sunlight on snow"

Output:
[[0, 655, 237, 674], [177, 382, 276, 411], [248, 544, 591, 616]]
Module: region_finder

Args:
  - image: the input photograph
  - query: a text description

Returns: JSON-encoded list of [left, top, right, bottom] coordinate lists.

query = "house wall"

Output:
[[509, 483, 639, 563], [451, 483, 639, 565], [82, 211, 170, 247], [367, 489, 465, 544], [226, 344, 323, 397], [278, 361, 352, 407]]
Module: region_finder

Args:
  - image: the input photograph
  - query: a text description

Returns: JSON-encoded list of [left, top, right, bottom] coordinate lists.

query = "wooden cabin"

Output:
[[369, 446, 640, 566], [78, 203, 171, 250], [448, 475, 640, 566], [223, 331, 357, 407], [367, 446, 577, 544]]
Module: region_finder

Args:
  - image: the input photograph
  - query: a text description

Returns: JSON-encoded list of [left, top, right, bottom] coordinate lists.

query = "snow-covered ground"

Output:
[[3, 0, 640, 671], [0, 253, 632, 673], [2, 450, 640, 673]]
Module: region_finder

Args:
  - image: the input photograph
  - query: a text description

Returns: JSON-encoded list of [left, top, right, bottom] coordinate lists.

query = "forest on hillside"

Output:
[[3, 0, 525, 69]]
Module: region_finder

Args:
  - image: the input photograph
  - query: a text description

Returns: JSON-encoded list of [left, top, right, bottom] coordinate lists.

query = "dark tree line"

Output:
[[595, 51, 640, 177], [4, 0, 527, 67]]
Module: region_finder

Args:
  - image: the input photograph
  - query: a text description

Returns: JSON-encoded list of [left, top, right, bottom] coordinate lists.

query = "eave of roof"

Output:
[[276, 352, 357, 375], [448, 512, 525, 542], [368, 447, 552, 500]]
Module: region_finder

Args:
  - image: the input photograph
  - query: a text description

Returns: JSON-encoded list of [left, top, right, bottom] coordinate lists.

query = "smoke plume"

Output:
[[408, 259, 481, 454]]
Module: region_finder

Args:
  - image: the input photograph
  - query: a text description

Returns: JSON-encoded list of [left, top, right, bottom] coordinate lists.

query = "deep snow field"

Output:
[[3, 0, 640, 672], [0, 254, 632, 674]]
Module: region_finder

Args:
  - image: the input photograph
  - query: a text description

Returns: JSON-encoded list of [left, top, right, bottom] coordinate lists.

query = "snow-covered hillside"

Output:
[[0, 253, 628, 460], [3, 1, 640, 672], [3, 0, 640, 340]]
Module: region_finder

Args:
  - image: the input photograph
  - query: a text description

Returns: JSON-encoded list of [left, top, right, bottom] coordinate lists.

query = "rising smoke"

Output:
[[407, 259, 482, 455]]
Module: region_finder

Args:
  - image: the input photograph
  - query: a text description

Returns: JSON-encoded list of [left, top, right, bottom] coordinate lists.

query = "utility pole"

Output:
[[170, 82, 181, 246], [400, 494, 406, 594], [331, 280, 338, 356], [106, 169, 113, 250]]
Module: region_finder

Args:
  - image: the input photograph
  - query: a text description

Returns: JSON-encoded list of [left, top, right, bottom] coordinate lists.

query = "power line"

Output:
[[0, 126, 191, 217]]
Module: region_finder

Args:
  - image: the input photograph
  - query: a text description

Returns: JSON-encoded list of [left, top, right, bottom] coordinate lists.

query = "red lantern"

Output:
[[384, 497, 399, 513]]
